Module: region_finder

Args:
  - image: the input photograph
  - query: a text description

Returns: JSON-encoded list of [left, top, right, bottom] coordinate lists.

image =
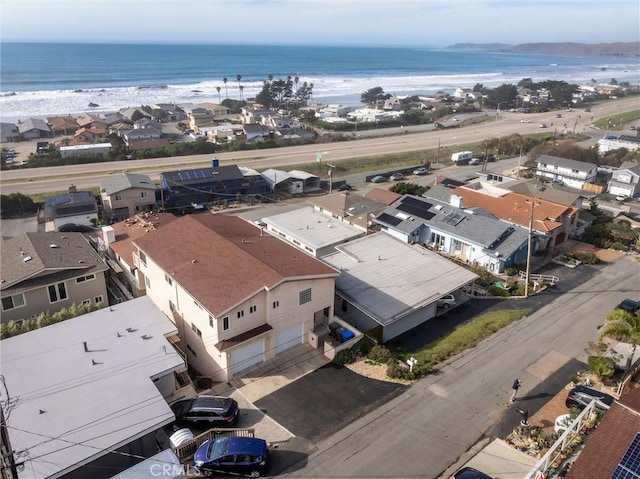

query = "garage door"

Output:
[[275, 323, 303, 355], [231, 339, 264, 375]]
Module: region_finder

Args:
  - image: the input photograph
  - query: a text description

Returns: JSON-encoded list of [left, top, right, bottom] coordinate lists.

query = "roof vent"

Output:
[[23, 256, 32, 263], [50, 244, 60, 248], [141, 335, 152, 340], [126, 327, 137, 333]]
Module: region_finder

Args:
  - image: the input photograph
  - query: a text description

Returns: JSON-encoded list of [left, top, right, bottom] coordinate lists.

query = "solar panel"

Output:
[[376, 213, 402, 227], [396, 197, 435, 221], [441, 211, 465, 226], [612, 433, 640, 479]]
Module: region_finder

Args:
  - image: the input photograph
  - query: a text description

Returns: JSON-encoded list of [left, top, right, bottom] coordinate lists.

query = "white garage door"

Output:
[[231, 339, 264, 375], [275, 323, 303, 355]]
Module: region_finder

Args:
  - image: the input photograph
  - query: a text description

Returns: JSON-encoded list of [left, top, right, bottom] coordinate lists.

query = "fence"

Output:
[[173, 428, 255, 461]]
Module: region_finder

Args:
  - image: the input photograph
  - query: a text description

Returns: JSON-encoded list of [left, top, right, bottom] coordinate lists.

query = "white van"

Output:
[[451, 151, 474, 165]]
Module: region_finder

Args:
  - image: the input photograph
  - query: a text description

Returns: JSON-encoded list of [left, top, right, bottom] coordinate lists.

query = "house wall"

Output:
[[1, 271, 108, 325], [102, 188, 157, 220], [51, 212, 98, 231], [139, 250, 335, 382], [536, 162, 597, 189], [608, 170, 640, 197], [152, 371, 177, 399], [383, 305, 438, 342]]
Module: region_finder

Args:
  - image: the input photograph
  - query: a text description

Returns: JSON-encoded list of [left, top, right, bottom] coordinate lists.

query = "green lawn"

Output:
[[593, 110, 640, 130]]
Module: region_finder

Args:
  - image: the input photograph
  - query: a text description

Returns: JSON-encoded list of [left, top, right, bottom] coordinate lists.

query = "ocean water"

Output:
[[1, 42, 638, 122]]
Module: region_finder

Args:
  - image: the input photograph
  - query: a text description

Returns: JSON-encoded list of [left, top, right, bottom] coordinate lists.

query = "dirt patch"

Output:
[[344, 358, 414, 385], [557, 239, 626, 263]]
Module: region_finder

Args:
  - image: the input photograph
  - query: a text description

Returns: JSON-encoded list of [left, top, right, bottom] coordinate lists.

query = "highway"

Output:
[[1, 97, 637, 195]]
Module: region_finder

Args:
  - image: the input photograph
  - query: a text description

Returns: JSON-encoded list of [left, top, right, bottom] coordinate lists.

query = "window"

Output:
[[145, 277, 151, 288], [209, 315, 214, 328], [431, 233, 445, 247], [114, 194, 122, 201], [249, 305, 257, 314], [272, 300, 279, 309], [191, 323, 202, 338], [139, 251, 147, 266], [237, 310, 244, 319], [299, 288, 312, 305], [169, 300, 176, 312], [48, 282, 68, 303], [94, 295, 104, 305], [164, 273, 173, 286], [76, 274, 95, 284], [82, 299, 91, 306], [140, 191, 148, 198], [222, 316, 229, 331], [2, 293, 25, 311]]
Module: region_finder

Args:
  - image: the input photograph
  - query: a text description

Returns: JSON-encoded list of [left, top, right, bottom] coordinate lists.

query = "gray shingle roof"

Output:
[[101, 172, 157, 196], [536, 154, 597, 173]]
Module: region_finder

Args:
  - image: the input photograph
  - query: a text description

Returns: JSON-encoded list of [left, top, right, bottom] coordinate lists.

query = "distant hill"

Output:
[[446, 42, 640, 57]]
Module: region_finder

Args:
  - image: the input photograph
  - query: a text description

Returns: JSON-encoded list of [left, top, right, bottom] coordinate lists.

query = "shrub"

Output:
[[609, 241, 626, 251], [570, 250, 599, 264], [367, 345, 393, 364], [488, 285, 510, 297], [588, 355, 617, 379], [333, 348, 358, 366]]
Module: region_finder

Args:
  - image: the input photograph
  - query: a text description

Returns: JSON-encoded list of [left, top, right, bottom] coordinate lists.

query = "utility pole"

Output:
[[524, 200, 541, 298], [0, 377, 18, 479]]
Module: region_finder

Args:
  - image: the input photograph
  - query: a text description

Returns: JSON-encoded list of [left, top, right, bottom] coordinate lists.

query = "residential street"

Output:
[[279, 255, 639, 479]]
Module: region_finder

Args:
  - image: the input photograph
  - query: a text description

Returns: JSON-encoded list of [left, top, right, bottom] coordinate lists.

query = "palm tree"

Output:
[[216, 86, 221, 103], [239, 85, 244, 101], [236, 74, 242, 100], [601, 308, 640, 371], [223, 77, 228, 99]]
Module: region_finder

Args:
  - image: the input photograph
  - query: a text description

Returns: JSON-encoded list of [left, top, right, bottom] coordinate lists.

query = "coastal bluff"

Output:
[[446, 42, 640, 57]]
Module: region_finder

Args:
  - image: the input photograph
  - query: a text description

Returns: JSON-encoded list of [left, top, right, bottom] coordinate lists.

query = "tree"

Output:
[[0, 192, 37, 218], [216, 86, 221, 103], [236, 74, 242, 100], [485, 84, 518, 108], [361, 87, 386, 107], [601, 308, 640, 371], [389, 182, 428, 196], [223, 77, 228, 98]]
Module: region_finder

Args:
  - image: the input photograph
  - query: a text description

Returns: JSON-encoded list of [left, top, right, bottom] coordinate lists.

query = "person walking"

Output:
[[510, 378, 522, 403]]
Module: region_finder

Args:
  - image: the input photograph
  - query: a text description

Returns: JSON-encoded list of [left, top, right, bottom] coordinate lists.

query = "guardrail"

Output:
[[173, 428, 255, 461], [519, 271, 559, 286]]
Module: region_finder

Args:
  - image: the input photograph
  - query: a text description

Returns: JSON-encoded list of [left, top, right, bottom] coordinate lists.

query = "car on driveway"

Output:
[[437, 294, 456, 309], [565, 385, 614, 412], [370, 175, 387, 183], [337, 183, 353, 191], [193, 436, 269, 478], [171, 395, 239, 427], [452, 466, 492, 479], [413, 167, 429, 175], [58, 223, 95, 233], [614, 298, 640, 314], [389, 172, 404, 181], [468, 158, 480, 165]]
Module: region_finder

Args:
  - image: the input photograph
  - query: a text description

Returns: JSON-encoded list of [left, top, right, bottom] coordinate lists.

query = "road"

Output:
[[285, 255, 640, 479], [1, 97, 637, 195]]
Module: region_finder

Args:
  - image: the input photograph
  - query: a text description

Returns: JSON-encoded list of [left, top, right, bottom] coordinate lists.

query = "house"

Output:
[[47, 115, 79, 136], [567, 387, 640, 479], [322, 233, 477, 342], [75, 112, 107, 129], [17, 118, 53, 139], [100, 172, 158, 220], [502, 178, 586, 209], [374, 194, 531, 273], [183, 105, 217, 131], [99, 213, 178, 298], [1, 231, 109, 325], [133, 214, 340, 382], [59, 142, 112, 158], [597, 134, 640, 155], [258, 205, 366, 257], [0, 122, 20, 142], [153, 103, 187, 122], [243, 123, 271, 143], [40, 185, 99, 231], [1, 296, 194, 479], [161, 160, 268, 210], [535, 154, 598, 189], [607, 161, 640, 198], [73, 125, 107, 143], [443, 182, 579, 252], [118, 107, 152, 122], [308, 190, 397, 233], [122, 125, 162, 145]]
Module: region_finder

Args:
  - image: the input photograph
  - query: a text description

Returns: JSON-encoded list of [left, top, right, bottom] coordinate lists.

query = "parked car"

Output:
[[437, 294, 456, 309], [337, 183, 353, 191], [58, 223, 95, 233], [452, 466, 492, 479], [370, 175, 387, 183], [193, 436, 269, 478], [520, 119, 531, 123], [539, 123, 548, 128], [616, 195, 628, 202], [389, 172, 404, 181], [413, 167, 429, 175], [565, 385, 614, 412], [171, 395, 239, 427], [614, 298, 640, 314], [468, 158, 480, 166]]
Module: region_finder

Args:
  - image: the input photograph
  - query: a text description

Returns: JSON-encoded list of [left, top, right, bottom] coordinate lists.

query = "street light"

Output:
[[496, 102, 507, 121]]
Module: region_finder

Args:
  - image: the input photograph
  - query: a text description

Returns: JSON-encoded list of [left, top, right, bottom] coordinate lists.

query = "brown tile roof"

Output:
[[107, 213, 178, 270], [568, 389, 640, 479], [215, 324, 272, 351], [47, 116, 79, 132], [134, 215, 338, 316], [364, 187, 402, 205], [450, 186, 576, 233], [308, 192, 389, 230]]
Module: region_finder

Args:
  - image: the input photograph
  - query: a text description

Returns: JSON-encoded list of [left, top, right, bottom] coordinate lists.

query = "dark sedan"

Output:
[[193, 436, 269, 477]]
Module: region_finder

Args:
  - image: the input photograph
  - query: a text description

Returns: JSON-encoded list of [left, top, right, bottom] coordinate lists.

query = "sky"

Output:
[[1, 0, 639, 47]]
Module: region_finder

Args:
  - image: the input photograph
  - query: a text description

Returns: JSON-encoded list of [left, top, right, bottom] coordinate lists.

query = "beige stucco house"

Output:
[[1, 232, 109, 325], [133, 214, 340, 383], [100, 172, 158, 221]]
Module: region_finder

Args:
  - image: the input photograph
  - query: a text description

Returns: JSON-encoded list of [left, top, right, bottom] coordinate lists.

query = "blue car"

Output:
[[193, 436, 269, 477]]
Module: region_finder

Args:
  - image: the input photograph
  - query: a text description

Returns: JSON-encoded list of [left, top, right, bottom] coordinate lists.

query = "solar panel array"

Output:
[[440, 211, 465, 226], [396, 197, 435, 221], [376, 213, 402, 227], [612, 433, 640, 479]]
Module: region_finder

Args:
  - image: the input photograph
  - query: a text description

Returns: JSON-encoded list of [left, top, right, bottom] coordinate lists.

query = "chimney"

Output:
[[450, 195, 463, 208], [68, 184, 77, 193], [212, 157, 219, 168]]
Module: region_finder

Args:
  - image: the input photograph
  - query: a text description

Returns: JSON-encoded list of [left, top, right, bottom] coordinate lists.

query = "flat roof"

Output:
[[323, 233, 477, 325], [265, 206, 364, 251], [2, 296, 184, 479]]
